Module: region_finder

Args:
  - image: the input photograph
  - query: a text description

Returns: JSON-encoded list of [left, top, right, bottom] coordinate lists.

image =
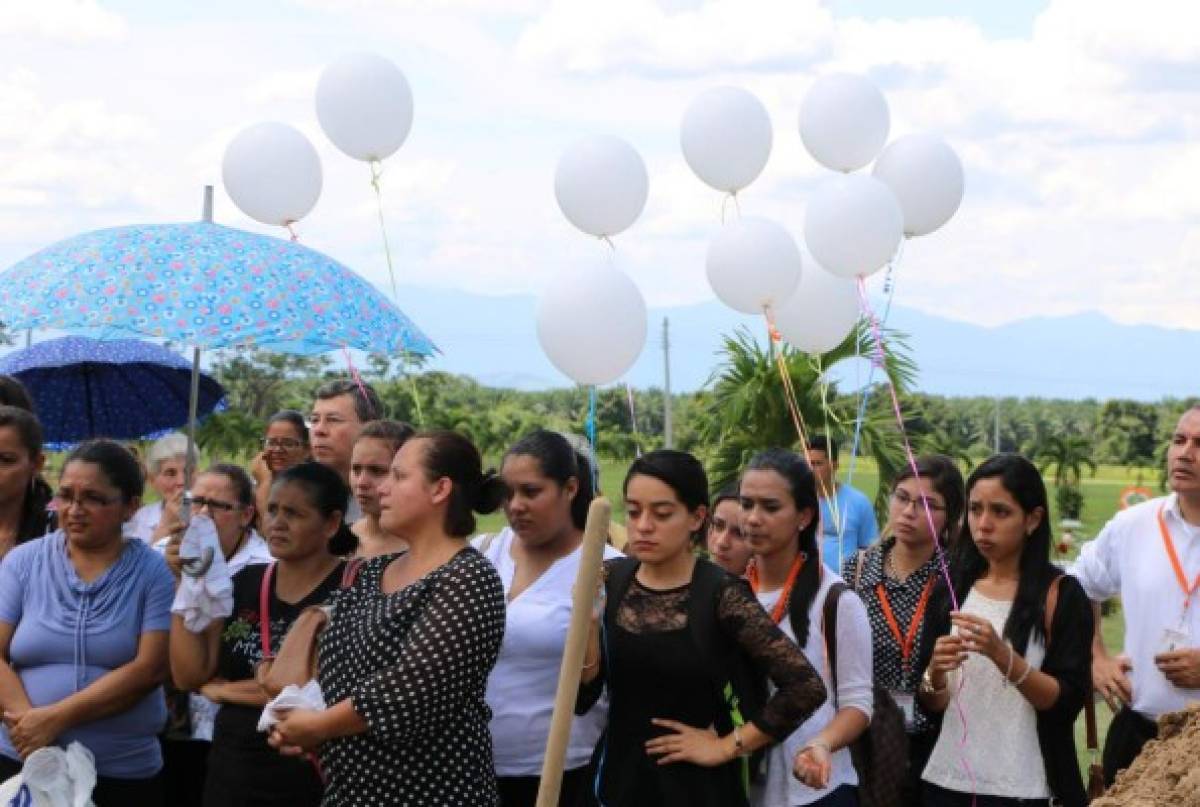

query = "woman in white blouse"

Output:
[[475, 429, 620, 807], [740, 448, 873, 807]]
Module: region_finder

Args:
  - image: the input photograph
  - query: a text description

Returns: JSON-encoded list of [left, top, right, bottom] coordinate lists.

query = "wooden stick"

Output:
[[534, 497, 612, 807]]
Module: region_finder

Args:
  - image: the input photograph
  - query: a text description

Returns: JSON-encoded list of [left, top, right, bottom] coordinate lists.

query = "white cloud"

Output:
[[0, 0, 1198, 339], [0, 0, 127, 42]]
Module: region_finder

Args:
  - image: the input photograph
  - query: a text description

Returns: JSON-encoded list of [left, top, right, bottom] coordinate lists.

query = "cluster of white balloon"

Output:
[[221, 52, 415, 232], [690, 74, 965, 353], [535, 73, 964, 389], [535, 136, 651, 386]]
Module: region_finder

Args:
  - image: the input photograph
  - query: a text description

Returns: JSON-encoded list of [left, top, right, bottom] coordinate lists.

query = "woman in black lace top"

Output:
[[578, 450, 827, 807]]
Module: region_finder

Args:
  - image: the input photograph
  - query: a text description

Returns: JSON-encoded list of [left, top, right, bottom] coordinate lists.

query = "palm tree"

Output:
[[1035, 433, 1096, 489], [698, 321, 917, 515]]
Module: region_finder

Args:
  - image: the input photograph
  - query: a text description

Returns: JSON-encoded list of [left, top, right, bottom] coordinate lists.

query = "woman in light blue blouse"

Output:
[[0, 439, 174, 807]]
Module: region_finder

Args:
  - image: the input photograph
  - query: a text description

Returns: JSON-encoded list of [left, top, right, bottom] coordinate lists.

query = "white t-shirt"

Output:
[[752, 571, 874, 807], [473, 527, 622, 776], [1070, 493, 1200, 718], [155, 529, 274, 741], [126, 501, 164, 543], [922, 589, 1049, 799]]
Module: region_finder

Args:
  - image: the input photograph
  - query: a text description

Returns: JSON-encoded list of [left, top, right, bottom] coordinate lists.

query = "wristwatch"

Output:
[[919, 667, 946, 696]]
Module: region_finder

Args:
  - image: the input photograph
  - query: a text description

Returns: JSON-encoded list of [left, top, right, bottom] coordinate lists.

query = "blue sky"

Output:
[[1, 0, 1198, 378]]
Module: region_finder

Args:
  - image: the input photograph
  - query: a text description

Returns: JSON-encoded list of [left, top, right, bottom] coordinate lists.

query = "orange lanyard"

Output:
[[748, 553, 805, 624], [1159, 504, 1200, 616], [876, 576, 934, 673]]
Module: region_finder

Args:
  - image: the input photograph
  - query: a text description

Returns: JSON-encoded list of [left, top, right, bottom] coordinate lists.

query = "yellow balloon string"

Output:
[[369, 159, 424, 425]]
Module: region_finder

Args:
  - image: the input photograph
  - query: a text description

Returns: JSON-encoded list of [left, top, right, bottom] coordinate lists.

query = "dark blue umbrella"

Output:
[[0, 336, 226, 446]]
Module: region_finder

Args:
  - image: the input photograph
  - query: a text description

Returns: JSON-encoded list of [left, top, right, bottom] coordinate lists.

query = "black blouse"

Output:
[[842, 539, 942, 735], [317, 547, 506, 807]]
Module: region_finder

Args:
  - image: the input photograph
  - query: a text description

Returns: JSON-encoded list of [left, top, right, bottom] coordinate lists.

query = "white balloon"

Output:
[[221, 122, 322, 227], [804, 175, 903, 278], [706, 217, 802, 314], [554, 136, 649, 238], [680, 86, 773, 193], [316, 52, 414, 162], [799, 73, 890, 172], [873, 133, 964, 237], [774, 262, 860, 354], [536, 264, 648, 385]]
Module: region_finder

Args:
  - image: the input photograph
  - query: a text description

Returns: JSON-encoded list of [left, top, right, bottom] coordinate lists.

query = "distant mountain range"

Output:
[[398, 285, 1199, 401]]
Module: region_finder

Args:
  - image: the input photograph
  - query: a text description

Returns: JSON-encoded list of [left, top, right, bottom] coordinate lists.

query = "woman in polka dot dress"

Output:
[[267, 430, 508, 806]]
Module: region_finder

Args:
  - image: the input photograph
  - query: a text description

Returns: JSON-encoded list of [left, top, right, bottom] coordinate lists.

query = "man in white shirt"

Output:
[[308, 379, 382, 523], [1071, 405, 1200, 784]]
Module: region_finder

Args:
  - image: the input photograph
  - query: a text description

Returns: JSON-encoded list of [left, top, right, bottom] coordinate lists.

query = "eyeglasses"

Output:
[[891, 489, 946, 513], [188, 495, 240, 514], [262, 438, 305, 450], [53, 490, 122, 511]]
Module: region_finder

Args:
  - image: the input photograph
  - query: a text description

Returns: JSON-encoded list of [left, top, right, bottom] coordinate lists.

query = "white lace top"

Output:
[[922, 588, 1049, 799]]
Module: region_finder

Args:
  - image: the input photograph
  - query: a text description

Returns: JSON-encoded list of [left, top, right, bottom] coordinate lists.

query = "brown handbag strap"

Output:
[[1044, 575, 1100, 753]]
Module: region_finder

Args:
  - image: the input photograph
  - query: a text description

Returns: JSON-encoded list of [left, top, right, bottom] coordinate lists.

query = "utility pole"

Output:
[[994, 397, 1001, 454], [662, 317, 674, 449]]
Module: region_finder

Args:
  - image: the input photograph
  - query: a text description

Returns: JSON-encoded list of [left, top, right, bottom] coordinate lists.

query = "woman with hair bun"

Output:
[[268, 430, 508, 807], [476, 429, 622, 807]]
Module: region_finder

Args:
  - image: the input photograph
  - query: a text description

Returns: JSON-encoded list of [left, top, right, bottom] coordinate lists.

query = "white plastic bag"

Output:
[[0, 741, 97, 807], [257, 679, 326, 733]]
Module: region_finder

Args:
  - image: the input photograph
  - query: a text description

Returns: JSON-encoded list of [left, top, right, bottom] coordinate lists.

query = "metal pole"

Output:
[[184, 186, 213, 497], [662, 317, 674, 449], [994, 397, 1001, 454]]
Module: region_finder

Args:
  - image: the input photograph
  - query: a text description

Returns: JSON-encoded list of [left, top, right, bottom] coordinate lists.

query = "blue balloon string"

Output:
[[586, 386, 601, 493], [844, 260, 900, 492]]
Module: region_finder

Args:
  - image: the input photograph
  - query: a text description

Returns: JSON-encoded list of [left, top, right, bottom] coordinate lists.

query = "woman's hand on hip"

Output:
[[644, 718, 734, 767]]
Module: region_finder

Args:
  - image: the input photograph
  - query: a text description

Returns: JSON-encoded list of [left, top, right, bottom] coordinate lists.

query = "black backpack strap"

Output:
[[822, 582, 848, 709]]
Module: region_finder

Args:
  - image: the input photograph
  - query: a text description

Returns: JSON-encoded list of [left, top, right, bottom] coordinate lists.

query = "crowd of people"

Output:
[[0, 369, 1198, 807]]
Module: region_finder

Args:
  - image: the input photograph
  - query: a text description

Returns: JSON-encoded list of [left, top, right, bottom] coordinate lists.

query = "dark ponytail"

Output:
[[414, 430, 505, 537], [743, 448, 822, 647], [504, 429, 595, 530], [272, 461, 356, 556]]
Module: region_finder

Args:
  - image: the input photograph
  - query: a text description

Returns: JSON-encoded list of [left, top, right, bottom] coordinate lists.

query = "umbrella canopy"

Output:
[[0, 222, 436, 356], [0, 336, 226, 446]]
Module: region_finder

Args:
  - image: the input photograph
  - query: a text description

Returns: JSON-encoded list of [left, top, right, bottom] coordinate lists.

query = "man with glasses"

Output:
[[309, 379, 382, 523], [1072, 405, 1200, 785]]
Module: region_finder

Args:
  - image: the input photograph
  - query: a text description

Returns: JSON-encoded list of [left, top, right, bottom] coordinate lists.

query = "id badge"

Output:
[[890, 691, 916, 730], [1159, 627, 1189, 654]]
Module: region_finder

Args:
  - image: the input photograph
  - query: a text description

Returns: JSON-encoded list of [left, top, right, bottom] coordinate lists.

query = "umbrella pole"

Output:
[[183, 185, 214, 511]]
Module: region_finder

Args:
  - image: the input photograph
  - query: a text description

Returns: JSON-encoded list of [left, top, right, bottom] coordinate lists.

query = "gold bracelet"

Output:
[[732, 725, 746, 758]]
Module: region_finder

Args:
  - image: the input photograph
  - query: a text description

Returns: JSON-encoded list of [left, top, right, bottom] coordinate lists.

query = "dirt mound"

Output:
[[1093, 704, 1200, 807]]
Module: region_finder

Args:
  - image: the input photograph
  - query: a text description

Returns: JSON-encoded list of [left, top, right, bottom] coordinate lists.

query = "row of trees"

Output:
[[196, 334, 1195, 521]]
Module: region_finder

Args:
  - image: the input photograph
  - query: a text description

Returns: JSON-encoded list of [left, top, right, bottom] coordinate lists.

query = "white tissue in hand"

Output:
[[170, 514, 234, 632], [258, 679, 327, 733], [0, 741, 97, 807]]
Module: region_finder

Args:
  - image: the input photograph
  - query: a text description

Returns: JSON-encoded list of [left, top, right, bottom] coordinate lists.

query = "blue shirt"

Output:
[[820, 484, 879, 572], [0, 532, 174, 778]]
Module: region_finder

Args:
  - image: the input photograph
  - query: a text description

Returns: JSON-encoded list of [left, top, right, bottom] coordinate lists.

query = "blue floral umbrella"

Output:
[[0, 336, 226, 447], [0, 221, 435, 356]]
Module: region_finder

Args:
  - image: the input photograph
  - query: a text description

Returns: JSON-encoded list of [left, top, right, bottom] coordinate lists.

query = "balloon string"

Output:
[[285, 221, 299, 242], [719, 191, 742, 225], [762, 308, 835, 506], [369, 159, 425, 425], [342, 346, 379, 420], [585, 386, 601, 492], [855, 274, 977, 802], [844, 242, 903, 492], [811, 353, 844, 560], [625, 383, 643, 458]]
